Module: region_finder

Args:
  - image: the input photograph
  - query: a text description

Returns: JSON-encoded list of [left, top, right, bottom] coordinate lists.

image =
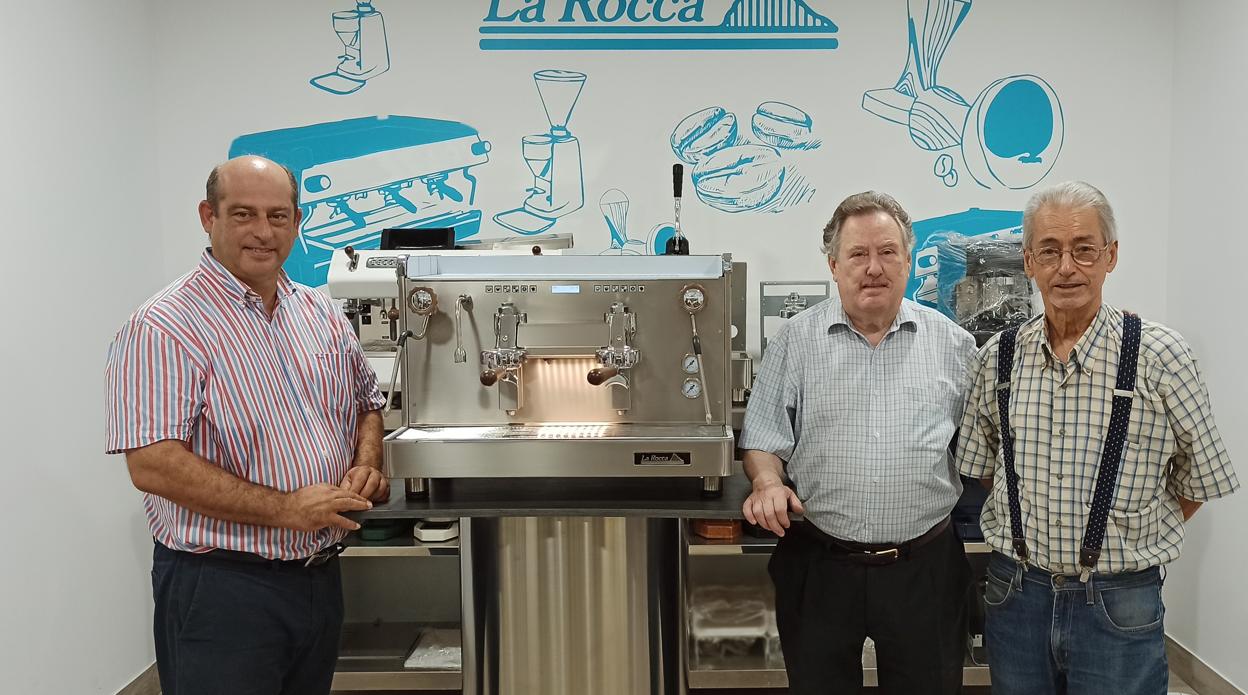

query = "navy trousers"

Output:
[[151, 542, 344, 695]]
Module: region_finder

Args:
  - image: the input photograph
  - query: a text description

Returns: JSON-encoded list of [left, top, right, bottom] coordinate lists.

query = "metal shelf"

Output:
[[687, 652, 990, 689], [341, 534, 460, 558], [333, 621, 461, 691]]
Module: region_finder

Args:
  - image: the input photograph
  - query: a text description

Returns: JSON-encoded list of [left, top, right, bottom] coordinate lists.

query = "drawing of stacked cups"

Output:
[[670, 102, 819, 214]]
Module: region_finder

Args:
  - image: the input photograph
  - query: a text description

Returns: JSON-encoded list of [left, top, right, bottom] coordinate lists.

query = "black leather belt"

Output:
[[204, 543, 345, 569], [797, 518, 951, 566]]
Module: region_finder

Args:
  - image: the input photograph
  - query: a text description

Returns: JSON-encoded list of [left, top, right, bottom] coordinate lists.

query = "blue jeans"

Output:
[[983, 551, 1167, 695]]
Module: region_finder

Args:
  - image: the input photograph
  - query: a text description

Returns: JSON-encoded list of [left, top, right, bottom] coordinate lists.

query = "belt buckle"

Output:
[[864, 547, 900, 563]]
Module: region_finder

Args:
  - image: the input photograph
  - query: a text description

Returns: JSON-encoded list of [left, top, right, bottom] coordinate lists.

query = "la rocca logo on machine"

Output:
[[481, 0, 839, 50]]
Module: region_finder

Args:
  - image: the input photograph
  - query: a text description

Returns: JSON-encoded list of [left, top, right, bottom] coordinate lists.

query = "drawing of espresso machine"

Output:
[[310, 1, 390, 95], [229, 115, 492, 287], [383, 254, 735, 499], [493, 70, 587, 235]]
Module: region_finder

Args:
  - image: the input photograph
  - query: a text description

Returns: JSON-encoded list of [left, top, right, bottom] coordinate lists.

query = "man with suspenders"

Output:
[[957, 181, 1238, 694]]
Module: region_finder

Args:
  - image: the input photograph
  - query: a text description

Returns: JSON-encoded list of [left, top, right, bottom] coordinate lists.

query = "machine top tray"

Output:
[[404, 254, 728, 280], [389, 423, 731, 442]]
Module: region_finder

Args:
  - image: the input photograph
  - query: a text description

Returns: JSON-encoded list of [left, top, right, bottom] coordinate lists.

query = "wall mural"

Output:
[[229, 116, 491, 287], [493, 69, 588, 235], [479, 0, 839, 52], [862, 0, 1064, 190], [670, 101, 819, 214], [310, 1, 391, 95]]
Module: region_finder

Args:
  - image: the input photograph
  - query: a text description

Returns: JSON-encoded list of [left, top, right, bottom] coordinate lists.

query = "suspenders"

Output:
[[994, 313, 1143, 580]]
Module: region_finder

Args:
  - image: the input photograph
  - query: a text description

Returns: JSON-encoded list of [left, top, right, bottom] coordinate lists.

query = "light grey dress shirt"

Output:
[[741, 298, 977, 543]]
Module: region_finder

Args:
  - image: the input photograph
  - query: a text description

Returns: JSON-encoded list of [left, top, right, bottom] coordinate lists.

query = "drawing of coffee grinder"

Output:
[[494, 70, 587, 235], [310, 1, 390, 95]]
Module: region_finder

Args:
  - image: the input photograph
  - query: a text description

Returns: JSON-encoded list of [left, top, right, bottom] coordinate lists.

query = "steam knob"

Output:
[[480, 368, 503, 387]]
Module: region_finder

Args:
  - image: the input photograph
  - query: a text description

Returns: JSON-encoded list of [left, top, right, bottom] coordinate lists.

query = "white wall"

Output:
[[150, 0, 1176, 351], [0, 1, 164, 692], [1163, 0, 1248, 690]]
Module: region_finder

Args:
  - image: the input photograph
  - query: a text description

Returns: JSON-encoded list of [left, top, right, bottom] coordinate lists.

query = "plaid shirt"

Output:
[[106, 251, 386, 560], [957, 304, 1239, 574], [741, 299, 977, 543]]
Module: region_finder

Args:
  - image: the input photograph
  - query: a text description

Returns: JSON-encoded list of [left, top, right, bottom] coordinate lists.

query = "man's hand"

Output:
[[340, 465, 390, 503], [281, 483, 372, 532], [742, 480, 805, 537]]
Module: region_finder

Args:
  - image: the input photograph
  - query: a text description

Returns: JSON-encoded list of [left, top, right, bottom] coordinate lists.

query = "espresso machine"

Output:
[[383, 254, 735, 499], [310, 1, 390, 95], [493, 70, 587, 235]]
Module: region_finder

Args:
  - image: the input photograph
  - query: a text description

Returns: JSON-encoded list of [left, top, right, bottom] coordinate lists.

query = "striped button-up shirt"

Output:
[[957, 304, 1239, 574], [741, 299, 977, 543], [106, 250, 385, 560]]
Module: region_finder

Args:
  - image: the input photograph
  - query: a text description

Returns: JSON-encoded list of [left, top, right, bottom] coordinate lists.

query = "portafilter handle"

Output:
[[480, 368, 506, 387], [587, 366, 620, 386]]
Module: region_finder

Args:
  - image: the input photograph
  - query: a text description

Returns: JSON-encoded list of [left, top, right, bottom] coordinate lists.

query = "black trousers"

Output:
[[151, 542, 345, 695], [768, 522, 971, 695]]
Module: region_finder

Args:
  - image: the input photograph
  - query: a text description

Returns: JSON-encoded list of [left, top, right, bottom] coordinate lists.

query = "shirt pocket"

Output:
[[900, 383, 958, 453], [313, 352, 356, 419], [1108, 441, 1164, 513]]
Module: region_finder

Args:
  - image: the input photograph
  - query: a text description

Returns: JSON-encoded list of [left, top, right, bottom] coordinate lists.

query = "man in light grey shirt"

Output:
[[741, 191, 977, 695]]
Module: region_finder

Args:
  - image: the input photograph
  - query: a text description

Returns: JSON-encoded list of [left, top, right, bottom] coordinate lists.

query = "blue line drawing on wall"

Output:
[[671, 101, 818, 214], [933, 153, 957, 187], [907, 207, 1022, 306], [596, 189, 647, 255], [478, 0, 839, 51], [229, 116, 491, 287], [862, 0, 1064, 190], [494, 70, 587, 235], [310, 1, 390, 95], [647, 224, 678, 255]]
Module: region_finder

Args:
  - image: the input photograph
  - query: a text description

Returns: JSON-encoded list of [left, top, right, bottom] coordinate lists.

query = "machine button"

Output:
[[530, 285, 537, 292], [486, 286, 493, 293], [639, 286, 646, 292]]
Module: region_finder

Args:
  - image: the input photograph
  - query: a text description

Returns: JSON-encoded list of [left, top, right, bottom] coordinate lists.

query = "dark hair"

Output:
[[205, 158, 299, 212]]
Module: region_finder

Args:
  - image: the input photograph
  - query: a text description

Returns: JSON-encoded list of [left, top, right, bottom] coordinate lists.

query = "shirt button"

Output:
[[872, 477, 880, 484], [1055, 473, 1064, 480], [1058, 428, 1066, 436], [873, 432, 881, 440]]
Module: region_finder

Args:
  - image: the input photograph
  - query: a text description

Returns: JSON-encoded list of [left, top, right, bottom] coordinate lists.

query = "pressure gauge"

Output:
[[680, 285, 706, 314], [681, 377, 703, 399], [408, 287, 437, 315], [681, 353, 699, 374]]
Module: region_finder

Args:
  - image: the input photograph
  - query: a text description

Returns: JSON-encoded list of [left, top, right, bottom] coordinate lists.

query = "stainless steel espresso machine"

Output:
[[384, 253, 736, 499], [381, 253, 736, 695]]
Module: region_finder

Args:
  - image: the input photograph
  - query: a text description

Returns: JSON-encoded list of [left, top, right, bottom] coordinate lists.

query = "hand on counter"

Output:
[[281, 483, 372, 532], [340, 465, 391, 503], [742, 480, 805, 537]]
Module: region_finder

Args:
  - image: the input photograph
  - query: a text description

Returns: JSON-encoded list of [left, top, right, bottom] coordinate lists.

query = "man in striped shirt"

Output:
[[957, 181, 1239, 694], [741, 191, 977, 694], [105, 156, 388, 695]]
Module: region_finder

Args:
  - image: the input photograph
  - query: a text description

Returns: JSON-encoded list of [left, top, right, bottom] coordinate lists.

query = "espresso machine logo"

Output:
[[634, 452, 692, 466], [481, 0, 839, 51]]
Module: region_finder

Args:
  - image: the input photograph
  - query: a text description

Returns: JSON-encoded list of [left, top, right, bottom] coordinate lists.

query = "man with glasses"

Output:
[[957, 181, 1238, 694], [741, 191, 977, 694]]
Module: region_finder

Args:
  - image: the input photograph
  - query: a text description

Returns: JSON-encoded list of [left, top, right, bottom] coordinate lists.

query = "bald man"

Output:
[[105, 156, 389, 695]]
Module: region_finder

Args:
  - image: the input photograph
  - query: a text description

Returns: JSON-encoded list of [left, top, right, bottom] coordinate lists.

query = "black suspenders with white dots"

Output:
[[994, 313, 1142, 579]]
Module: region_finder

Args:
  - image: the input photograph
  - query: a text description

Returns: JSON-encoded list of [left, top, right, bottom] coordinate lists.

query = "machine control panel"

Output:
[[593, 285, 647, 293], [365, 256, 400, 269]]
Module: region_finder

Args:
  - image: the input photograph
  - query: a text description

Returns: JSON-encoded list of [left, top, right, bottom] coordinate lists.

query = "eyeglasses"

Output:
[[1027, 243, 1110, 267]]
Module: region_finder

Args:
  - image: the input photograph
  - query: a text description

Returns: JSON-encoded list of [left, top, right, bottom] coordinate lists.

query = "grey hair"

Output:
[[821, 191, 915, 256], [1023, 181, 1118, 247]]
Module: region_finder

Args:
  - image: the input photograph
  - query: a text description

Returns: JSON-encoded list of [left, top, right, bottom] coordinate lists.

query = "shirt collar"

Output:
[[198, 249, 296, 307], [827, 299, 918, 336], [1023, 303, 1119, 370]]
